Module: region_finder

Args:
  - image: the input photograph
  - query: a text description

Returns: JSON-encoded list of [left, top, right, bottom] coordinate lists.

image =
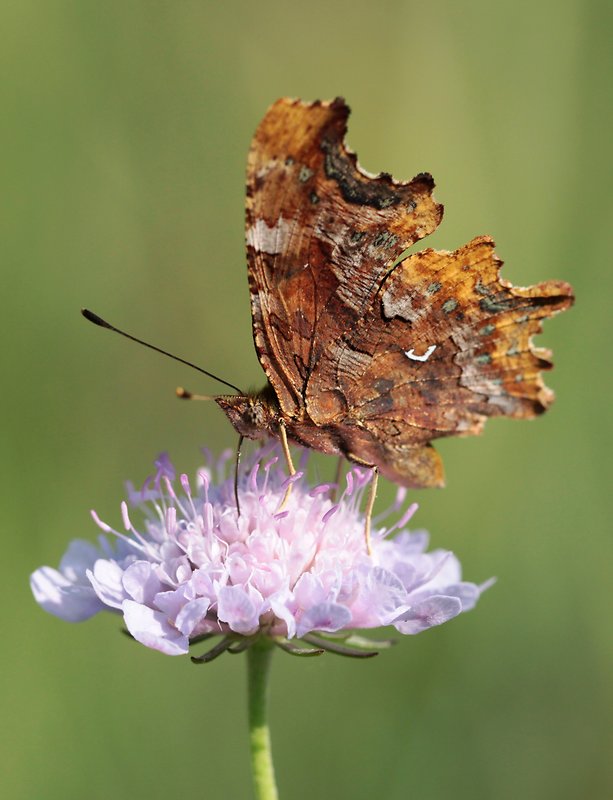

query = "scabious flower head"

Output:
[[31, 446, 492, 659]]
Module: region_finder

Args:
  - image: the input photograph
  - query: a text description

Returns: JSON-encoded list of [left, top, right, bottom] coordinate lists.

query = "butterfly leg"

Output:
[[234, 435, 244, 516], [346, 452, 378, 553], [278, 420, 297, 510], [363, 467, 379, 555], [330, 456, 345, 501]]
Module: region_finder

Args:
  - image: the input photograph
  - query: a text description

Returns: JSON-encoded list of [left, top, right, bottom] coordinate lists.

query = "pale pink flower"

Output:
[[31, 446, 492, 659]]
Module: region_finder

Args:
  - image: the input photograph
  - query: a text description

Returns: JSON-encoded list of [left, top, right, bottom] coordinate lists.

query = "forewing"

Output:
[[245, 97, 443, 416]]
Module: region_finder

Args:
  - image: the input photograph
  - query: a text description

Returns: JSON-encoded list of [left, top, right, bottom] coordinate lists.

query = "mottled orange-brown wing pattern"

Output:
[[245, 98, 442, 417], [304, 235, 572, 486], [244, 97, 573, 488]]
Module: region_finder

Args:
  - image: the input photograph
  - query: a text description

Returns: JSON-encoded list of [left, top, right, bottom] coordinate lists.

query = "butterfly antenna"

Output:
[[81, 308, 244, 395]]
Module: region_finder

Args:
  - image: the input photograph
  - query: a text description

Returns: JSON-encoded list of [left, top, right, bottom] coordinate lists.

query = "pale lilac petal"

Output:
[[424, 552, 462, 587], [270, 593, 296, 638], [438, 582, 482, 611], [175, 598, 210, 636], [390, 530, 430, 554], [87, 560, 127, 609], [293, 573, 327, 608], [297, 602, 352, 637], [153, 586, 192, 619], [122, 561, 163, 604], [30, 567, 104, 622], [351, 568, 410, 627], [217, 585, 260, 635], [190, 568, 216, 600], [58, 539, 101, 581], [394, 596, 463, 634], [122, 600, 188, 655]]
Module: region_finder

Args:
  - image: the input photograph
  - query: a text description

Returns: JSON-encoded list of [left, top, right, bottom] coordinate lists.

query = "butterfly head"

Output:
[[215, 386, 280, 440]]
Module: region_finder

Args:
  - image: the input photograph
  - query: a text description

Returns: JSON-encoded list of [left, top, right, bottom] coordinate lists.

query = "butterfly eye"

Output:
[[246, 401, 266, 428]]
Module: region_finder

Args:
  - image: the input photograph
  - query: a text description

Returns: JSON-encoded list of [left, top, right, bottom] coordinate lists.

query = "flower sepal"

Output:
[[189, 630, 396, 662], [318, 630, 397, 651], [191, 633, 261, 663], [302, 631, 394, 658], [189, 631, 327, 662], [273, 638, 326, 657]]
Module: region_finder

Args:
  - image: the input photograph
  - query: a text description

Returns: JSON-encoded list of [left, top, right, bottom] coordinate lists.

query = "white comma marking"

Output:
[[404, 344, 437, 362]]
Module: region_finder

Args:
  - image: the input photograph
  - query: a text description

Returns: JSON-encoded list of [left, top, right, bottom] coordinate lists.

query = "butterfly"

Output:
[[215, 97, 573, 489]]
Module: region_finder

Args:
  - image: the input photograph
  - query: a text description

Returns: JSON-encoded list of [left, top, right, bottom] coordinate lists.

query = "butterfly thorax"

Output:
[[215, 384, 282, 440]]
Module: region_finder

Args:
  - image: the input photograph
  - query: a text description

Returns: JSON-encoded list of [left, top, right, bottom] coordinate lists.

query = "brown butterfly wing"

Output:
[[305, 235, 573, 486], [245, 97, 443, 417], [245, 98, 574, 488]]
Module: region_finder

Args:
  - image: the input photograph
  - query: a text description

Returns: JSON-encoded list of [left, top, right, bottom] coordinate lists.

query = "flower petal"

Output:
[[122, 599, 188, 655], [175, 597, 210, 636], [351, 567, 410, 627], [87, 560, 127, 609], [297, 602, 352, 638], [217, 585, 260, 635], [393, 595, 462, 634], [30, 567, 105, 622], [58, 539, 102, 581], [122, 561, 163, 604]]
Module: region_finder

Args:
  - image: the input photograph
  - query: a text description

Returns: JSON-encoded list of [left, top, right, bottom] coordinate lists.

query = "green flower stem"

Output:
[[247, 639, 279, 800]]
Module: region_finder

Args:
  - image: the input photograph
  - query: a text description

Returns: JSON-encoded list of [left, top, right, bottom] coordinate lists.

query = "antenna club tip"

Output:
[[81, 308, 108, 327]]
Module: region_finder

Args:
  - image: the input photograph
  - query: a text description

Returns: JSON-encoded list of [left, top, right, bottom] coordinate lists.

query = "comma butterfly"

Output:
[[216, 97, 573, 489]]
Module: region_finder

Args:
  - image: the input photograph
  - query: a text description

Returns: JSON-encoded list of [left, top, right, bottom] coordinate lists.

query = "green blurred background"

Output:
[[3, 1, 611, 798]]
